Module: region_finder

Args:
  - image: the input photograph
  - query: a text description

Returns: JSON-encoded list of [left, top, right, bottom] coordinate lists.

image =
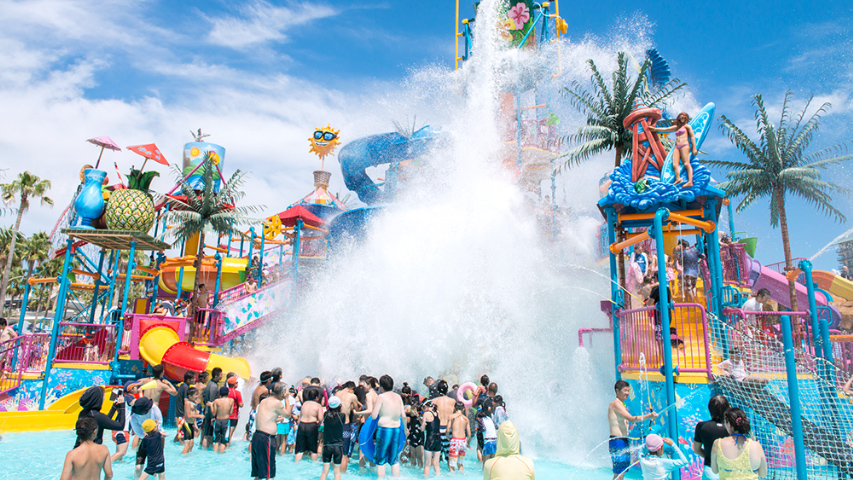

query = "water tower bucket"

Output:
[[738, 237, 757, 257]]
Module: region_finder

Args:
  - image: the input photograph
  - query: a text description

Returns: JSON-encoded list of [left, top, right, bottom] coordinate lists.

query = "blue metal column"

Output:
[[652, 208, 678, 445], [88, 249, 106, 323], [726, 200, 736, 239], [115, 242, 136, 364], [118, 242, 137, 320], [176, 266, 185, 304], [39, 239, 74, 409], [606, 207, 621, 380], [103, 250, 120, 324], [292, 219, 302, 291], [12, 279, 31, 366], [707, 200, 725, 318], [258, 231, 266, 288], [148, 253, 165, 314], [780, 315, 808, 480], [246, 228, 255, 279], [798, 259, 822, 358], [213, 253, 222, 308]]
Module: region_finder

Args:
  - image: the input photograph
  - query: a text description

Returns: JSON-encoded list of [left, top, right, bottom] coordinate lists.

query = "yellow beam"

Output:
[[667, 212, 715, 233]]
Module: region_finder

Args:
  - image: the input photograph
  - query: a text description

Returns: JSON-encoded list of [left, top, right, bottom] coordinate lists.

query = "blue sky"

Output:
[[1, 0, 852, 271]]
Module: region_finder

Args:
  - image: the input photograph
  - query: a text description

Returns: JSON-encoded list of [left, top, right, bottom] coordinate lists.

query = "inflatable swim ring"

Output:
[[457, 382, 478, 408]]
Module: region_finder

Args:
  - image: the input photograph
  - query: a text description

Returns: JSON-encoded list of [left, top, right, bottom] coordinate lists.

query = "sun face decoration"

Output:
[[308, 124, 341, 168]]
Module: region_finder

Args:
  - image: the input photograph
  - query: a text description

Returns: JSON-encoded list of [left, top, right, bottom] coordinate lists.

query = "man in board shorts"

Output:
[[607, 380, 657, 479]]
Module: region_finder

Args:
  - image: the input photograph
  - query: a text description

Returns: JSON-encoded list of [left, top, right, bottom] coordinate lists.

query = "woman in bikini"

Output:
[[649, 112, 698, 187], [710, 408, 767, 479]]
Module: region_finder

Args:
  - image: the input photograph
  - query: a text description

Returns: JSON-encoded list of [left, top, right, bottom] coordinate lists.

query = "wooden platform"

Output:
[[61, 229, 171, 251]]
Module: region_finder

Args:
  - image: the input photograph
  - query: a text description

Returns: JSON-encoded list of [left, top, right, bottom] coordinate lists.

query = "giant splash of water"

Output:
[[247, 0, 663, 465]]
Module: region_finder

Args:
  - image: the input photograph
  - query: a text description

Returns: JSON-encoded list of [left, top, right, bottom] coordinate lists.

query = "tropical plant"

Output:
[[704, 92, 853, 310], [0, 227, 24, 272], [560, 51, 686, 169], [167, 154, 262, 338], [0, 171, 53, 314], [20, 232, 51, 281]]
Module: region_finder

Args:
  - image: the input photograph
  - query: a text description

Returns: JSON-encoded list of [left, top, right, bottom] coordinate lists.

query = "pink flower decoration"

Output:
[[508, 3, 530, 30]]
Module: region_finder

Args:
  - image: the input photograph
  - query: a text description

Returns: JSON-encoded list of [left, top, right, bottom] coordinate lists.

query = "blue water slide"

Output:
[[337, 126, 443, 205]]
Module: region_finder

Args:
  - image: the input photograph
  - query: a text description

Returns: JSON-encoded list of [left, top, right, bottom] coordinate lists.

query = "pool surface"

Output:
[[2, 429, 621, 479]]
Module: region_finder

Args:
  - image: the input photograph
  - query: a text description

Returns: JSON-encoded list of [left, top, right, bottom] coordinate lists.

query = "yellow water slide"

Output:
[[0, 386, 117, 433]]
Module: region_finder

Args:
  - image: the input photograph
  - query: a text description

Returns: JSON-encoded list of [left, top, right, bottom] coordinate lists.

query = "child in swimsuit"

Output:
[[180, 388, 203, 454], [448, 402, 470, 472]]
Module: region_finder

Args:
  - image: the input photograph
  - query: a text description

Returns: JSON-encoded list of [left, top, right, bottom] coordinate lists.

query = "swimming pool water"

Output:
[[2, 429, 620, 479]]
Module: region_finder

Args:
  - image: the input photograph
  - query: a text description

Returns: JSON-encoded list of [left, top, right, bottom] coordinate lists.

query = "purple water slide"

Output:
[[752, 262, 841, 327]]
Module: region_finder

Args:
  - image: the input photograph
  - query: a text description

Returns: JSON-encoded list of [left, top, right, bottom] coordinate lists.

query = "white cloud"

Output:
[[204, 1, 337, 49]]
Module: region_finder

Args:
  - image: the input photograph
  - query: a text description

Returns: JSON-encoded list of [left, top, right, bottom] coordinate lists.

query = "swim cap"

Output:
[[219, 386, 230, 396], [142, 419, 157, 434], [328, 396, 341, 409], [645, 434, 664, 453], [227, 377, 238, 386]]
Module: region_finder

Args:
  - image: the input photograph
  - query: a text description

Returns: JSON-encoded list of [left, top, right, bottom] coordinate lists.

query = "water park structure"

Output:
[[1, 2, 853, 480]]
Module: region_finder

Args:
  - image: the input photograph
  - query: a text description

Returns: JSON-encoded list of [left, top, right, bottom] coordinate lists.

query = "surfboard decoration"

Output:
[[660, 103, 716, 184], [358, 414, 406, 463]]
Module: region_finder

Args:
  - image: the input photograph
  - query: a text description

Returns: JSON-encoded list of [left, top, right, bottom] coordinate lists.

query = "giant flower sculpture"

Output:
[[508, 2, 529, 30]]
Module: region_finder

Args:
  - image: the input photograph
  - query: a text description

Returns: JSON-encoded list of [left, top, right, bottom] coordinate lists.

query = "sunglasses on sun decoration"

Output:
[[314, 131, 337, 141]]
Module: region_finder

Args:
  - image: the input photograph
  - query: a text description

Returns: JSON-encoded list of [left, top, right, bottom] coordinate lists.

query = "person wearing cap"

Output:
[[211, 386, 235, 453], [129, 396, 165, 455], [639, 434, 687, 480], [110, 380, 141, 463], [320, 395, 345, 480], [227, 375, 244, 445], [137, 419, 166, 479], [246, 371, 273, 441]]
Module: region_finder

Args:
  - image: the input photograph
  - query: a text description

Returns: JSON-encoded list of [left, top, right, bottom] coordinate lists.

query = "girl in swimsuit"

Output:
[[649, 112, 698, 187]]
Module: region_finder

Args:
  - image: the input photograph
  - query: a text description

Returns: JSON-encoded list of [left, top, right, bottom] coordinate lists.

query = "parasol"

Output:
[[277, 205, 324, 228], [86, 136, 121, 169], [126, 143, 168, 172]]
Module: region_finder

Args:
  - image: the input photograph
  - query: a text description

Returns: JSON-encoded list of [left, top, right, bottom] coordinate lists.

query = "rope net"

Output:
[[710, 309, 853, 479]]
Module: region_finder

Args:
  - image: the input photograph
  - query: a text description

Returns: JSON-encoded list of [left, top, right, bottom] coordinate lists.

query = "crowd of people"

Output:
[[608, 380, 767, 480], [60, 368, 534, 480]]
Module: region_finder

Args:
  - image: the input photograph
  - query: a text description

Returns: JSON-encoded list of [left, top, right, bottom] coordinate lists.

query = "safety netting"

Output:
[[710, 308, 853, 478]]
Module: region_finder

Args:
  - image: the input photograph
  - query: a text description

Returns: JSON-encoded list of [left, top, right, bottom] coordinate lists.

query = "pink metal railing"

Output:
[[720, 244, 750, 287], [218, 282, 248, 304], [830, 335, 853, 378], [20, 333, 50, 373], [617, 303, 713, 379], [190, 309, 223, 347], [0, 335, 24, 394], [764, 258, 807, 275], [721, 307, 817, 370], [216, 277, 284, 309], [53, 322, 117, 365]]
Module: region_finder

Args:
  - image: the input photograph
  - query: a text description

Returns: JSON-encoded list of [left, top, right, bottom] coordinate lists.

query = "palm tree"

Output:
[[561, 51, 686, 168], [167, 154, 262, 339], [0, 171, 53, 314], [705, 92, 853, 310], [0, 227, 24, 273], [20, 232, 51, 281]]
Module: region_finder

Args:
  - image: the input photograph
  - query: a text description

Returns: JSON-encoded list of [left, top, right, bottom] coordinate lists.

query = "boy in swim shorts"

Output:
[[138, 419, 165, 480], [608, 380, 657, 479], [448, 401, 470, 472], [211, 386, 235, 453]]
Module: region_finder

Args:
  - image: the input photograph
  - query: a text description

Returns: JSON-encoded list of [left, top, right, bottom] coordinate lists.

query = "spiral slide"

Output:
[[137, 320, 250, 381]]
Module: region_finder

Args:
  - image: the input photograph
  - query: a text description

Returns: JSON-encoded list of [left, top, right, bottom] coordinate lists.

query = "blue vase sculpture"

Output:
[[74, 168, 106, 229]]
